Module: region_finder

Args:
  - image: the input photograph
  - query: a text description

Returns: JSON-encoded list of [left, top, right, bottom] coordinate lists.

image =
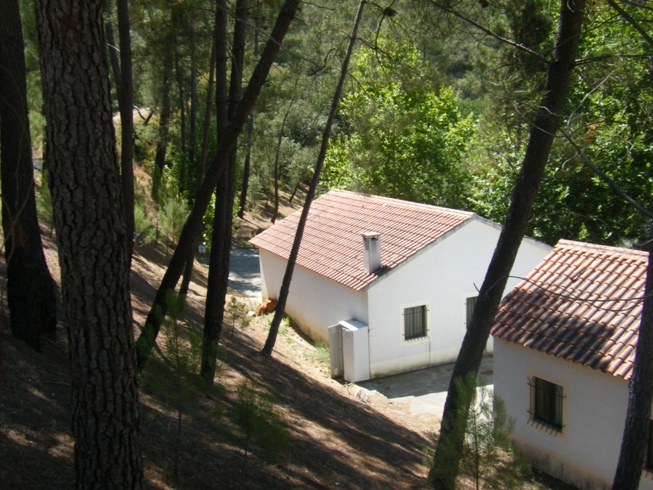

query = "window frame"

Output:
[[646, 420, 653, 472], [465, 296, 478, 329], [403, 304, 428, 341], [528, 376, 564, 433]]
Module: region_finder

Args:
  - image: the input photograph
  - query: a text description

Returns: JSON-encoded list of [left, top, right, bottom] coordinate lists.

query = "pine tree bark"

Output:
[[237, 25, 258, 219], [262, 0, 367, 355], [117, 0, 135, 261], [237, 115, 254, 218], [34, 2, 142, 486], [135, 0, 301, 370], [178, 25, 219, 299], [0, 0, 58, 351], [428, 1, 586, 487], [152, 25, 174, 203], [201, 0, 229, 383], [271, 80, 298, 224], [612, 226, 653, 489], [607, 3, 653, 486], [201, 0, 247, 384]]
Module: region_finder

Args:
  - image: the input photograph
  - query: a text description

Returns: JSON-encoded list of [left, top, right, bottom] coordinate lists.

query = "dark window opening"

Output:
[[404, 305, 427, 340], [466, 296, 478, 328], [529, 377, 563, 432], [646, 421, 653, 471]]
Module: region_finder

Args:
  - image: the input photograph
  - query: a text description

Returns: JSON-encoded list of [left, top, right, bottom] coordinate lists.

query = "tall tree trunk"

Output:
[[35, 1, 142, 487], [612, 226, 653, 489], [197, 30, 217, 196], [428, 1, 586, 487], [0, 0, 57, 351], [178, 24, 218, 298], [189, 25, 198, 182], [607, 3, 653, 487], [201, 0, 248, 384], [262, 0, 366, 355], [152, 29, 174, 203], [174, 34, 187, 190], [135, 0, 301, 370], [271, 78, 298, 224], [117, 0, 135, 261], [104, 10, 121, 96], [237, 27, 259, 219], [237, 114, 254, 218]]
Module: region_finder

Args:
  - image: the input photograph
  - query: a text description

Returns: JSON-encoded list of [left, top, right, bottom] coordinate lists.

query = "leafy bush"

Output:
[[234, 380, 291, 484], [157, 194, 189, 247], [36, 170, 53, 225], [306, 342, 330, 365], [424, 373, 530, 489], [134, 199, 156, 245]]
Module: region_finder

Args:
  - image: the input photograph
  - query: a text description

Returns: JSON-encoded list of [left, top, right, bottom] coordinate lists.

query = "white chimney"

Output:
[[362, 232, 381, 274]]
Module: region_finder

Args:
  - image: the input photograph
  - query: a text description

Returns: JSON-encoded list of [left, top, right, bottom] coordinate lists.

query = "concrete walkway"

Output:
[[358, 356, 494, 417], [228, 248, 261, 300]]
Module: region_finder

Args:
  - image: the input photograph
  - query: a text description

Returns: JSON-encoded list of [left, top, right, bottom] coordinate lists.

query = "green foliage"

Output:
[[133, 184, 156, 246], [306, 342, 329, 366], [234, 380, 291, 472], [224, 297, 252, 337], [156, 193, 189, 248], [160, 291, 203, 379], [35, 170, 53, 226], [470, 2, 653, 246], [201, 191, 242, 252], [324, 40, 476, 208], [425, 373, 528, 489], [134, 201, 155, 246], [141, 291, 222, 478]]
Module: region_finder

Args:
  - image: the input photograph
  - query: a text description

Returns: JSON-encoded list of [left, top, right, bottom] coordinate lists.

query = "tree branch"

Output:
[[426, 0, 549, 64], [607, 0, 653, 48], [561, 129, 653, 221]]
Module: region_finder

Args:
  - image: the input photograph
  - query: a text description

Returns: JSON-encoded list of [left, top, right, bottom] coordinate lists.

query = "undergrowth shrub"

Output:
[[235, 380, 290, 484], [307, 342, 329, 365], [424, 373, 530, 489], [157, 194, 189, 248], [36, 169, 53, 226], [141, 291, 224, 478]]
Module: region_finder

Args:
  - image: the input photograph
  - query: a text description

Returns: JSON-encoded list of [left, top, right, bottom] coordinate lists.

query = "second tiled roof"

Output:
[[492, 239, 648, 380]]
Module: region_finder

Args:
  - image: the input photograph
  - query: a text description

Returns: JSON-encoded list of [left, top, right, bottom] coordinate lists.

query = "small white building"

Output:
[[492, 239, 653, 490], [250, 189, 550, 382]]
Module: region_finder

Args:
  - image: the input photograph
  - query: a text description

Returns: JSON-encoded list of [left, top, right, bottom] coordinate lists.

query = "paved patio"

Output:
[[358, 356, 494, 417], [228, 248, 261, 300]]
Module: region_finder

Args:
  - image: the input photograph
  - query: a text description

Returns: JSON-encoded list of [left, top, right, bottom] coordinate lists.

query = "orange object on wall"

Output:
[[255, 298, 277, 316]]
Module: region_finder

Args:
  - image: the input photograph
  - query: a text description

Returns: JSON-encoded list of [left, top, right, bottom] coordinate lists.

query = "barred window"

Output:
[[529, 377, 564, 432], [404, 305, 427, 340], [466, 296, 478, 328], [647, 421, 653, 471]]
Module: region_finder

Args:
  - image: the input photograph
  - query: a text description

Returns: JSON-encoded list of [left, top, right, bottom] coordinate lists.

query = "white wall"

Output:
[[365, 219, 550, 378], [258, 249, 367, 344], [494, 339, 653, 490], [256, 218, 549, 381]]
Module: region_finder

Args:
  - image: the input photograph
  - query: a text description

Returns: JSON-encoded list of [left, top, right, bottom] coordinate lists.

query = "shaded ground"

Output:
[[0, 195, 576, 488], [228, 248, 261, 300], [0, 221, 432, 489]]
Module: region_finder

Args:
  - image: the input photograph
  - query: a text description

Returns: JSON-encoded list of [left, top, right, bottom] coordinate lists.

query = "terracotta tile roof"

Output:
[[249, 189, 474, 291], [491, 239, 648, 380]]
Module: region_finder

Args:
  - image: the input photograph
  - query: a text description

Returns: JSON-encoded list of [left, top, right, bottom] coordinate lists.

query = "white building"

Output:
[[250, 189, 550, 382], [492, 239, 653, 489]]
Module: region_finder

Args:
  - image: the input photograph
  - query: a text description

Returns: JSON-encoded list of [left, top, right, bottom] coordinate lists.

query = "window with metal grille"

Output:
[[528, 377, 564, 432], [466, 296, 478, 329], [646, 421, 653, 471], [404, 305, 427, 340]]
